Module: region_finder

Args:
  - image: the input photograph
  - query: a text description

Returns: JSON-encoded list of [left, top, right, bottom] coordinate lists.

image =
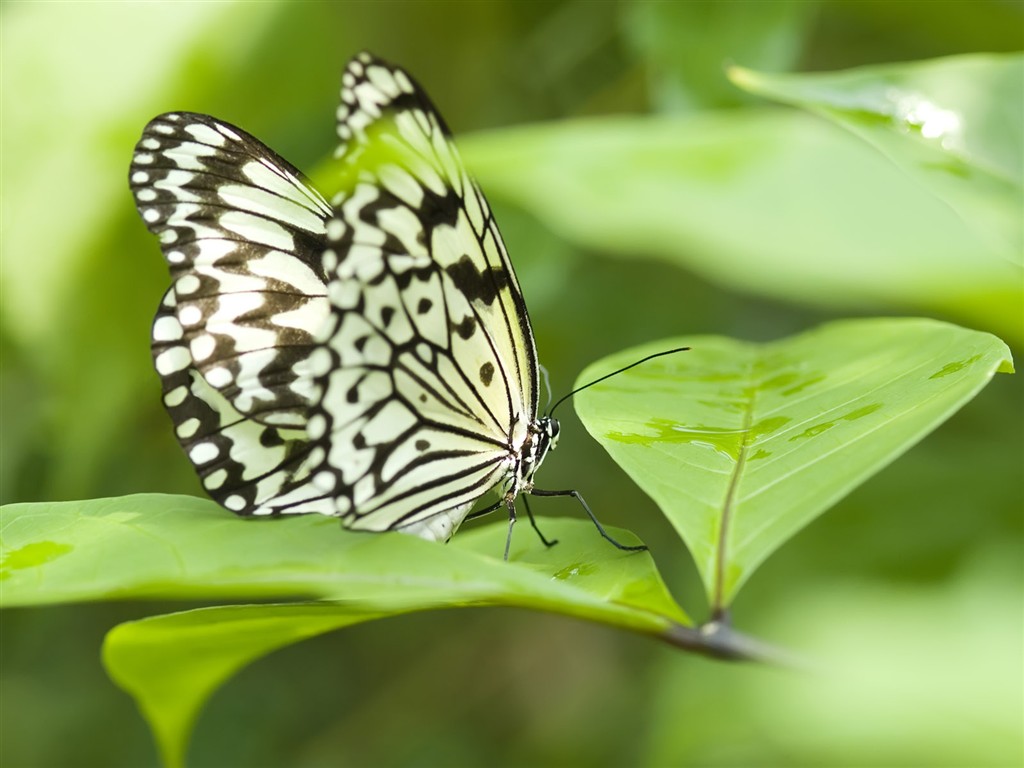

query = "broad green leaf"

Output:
[[729, 54, 1024, 262], [462, 112, 1022, 344], [0, 497, 686, 767], [574, 318, 1013, 608], [0, 495, 685, 628]]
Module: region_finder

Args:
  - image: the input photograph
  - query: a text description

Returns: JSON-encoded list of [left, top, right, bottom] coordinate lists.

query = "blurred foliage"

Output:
[[465, 108, 1021, 343], [731, 54, 1023, 264], [2, 1, 1021, 767]]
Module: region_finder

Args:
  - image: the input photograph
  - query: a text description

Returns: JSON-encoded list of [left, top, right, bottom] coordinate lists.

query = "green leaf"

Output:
[[2, 1, 288, 503], [2, 1, 282, 350], [0, 495, 693, 766], [1, 498, 694, 766], [0, 495, 685, 627], [643, 546, 1024, 767], [729, 54, 1024, 263], [102, 605, 382, 768], [574, 318, 1013, 608], [462, 111, 1022, 344]]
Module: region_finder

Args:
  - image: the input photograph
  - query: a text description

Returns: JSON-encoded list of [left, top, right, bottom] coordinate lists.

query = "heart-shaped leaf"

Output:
[[574, 318, 1013, 608], [729, 54, 1024, 263]]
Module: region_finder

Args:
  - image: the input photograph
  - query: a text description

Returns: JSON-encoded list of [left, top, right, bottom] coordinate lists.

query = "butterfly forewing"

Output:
[[307, 54, 539, 534], [332, 55, 537, 421]]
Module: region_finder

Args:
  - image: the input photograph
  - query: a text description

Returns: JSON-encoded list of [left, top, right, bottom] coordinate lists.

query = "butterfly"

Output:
[[129, 51, 645, 558]]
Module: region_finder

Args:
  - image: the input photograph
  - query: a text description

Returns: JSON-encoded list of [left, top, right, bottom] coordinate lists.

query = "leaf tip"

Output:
[[726, 64, 756, 89]]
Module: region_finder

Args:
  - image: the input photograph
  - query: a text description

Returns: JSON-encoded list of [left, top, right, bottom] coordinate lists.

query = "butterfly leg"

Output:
[[459, 499, 516, 560], [503, 499, 517, 561], [529, 488, 647, 552], [521, 495, 558, 548], [463, 496, 558, 557], [464, 498, 505, 522]]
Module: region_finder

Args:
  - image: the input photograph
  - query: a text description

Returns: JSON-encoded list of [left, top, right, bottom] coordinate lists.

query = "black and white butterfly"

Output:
[[130, 51, 644, 557]]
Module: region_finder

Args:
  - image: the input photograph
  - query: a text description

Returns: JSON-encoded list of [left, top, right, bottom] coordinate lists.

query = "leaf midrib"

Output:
[[713, 357, 758, 613]]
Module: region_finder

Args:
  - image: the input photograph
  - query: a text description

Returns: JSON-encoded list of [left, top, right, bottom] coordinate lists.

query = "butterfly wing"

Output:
[[131, 113, 333, 429], [308, 53, 540, 536], [132, 54, 540, 536], [131, 113, 335, 514]]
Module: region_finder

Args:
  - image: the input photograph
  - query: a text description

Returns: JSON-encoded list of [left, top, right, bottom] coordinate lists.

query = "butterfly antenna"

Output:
[[547, 347, 690, 419], [539, 364, 554, 414]]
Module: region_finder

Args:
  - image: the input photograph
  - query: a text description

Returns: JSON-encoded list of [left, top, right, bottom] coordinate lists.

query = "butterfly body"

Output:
[[131, 53, 554, 545]]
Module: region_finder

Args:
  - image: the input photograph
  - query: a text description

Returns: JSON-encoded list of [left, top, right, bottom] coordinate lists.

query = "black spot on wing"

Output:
[[452, 315, 476, 340], [479, 362, 495, 387], [260, 428, 284, 447], [444, 255, 509, 306]]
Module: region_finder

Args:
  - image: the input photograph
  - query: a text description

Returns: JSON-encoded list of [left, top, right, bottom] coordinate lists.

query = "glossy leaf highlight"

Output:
[[729, 54, 1024, 263]]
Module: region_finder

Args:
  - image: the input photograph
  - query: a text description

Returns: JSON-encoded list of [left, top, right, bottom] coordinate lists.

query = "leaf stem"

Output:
[[660, 618, 813, 669]]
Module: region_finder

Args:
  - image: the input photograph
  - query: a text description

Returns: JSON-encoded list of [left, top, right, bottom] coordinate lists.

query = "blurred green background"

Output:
[[2, 1, 1021, 766]]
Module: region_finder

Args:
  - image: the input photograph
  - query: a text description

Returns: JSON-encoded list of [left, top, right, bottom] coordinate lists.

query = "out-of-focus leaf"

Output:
[[1, 1, 282, 348], [102, 605, 381, 768], [624, 1, 815, 111], [729, 54, 1024, 262], [643, 547, 1024, 767], [574, 318, 1013, 607], [462, 112, 1022, 344], [2, 1, 290, 502]]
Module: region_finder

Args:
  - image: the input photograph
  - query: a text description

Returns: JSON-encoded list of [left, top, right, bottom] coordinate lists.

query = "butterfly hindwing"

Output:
[[150, 288, 332, 516]]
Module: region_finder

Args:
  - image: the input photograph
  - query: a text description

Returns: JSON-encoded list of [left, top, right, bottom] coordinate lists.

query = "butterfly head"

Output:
[[519, 416, 559, 489]]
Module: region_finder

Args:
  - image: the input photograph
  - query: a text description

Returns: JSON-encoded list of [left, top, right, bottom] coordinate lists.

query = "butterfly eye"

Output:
[[548, 419, 560, 446]]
